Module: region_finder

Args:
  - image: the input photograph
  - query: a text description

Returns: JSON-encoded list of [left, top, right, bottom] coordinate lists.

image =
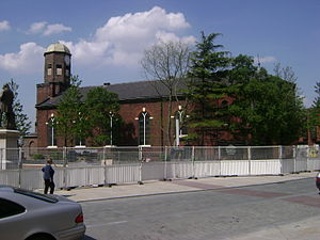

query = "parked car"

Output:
[[0, 185, 85, 240]]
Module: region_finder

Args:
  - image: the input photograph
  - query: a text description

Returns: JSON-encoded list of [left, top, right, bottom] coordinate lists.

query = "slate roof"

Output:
[[36, 79, 188, 109]]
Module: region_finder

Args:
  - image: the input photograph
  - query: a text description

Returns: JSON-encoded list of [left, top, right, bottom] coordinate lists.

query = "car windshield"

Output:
[[14, 188, 58, 203]]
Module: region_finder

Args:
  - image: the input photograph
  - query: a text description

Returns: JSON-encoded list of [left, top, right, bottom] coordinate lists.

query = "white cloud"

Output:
[[0, 42, 44, 74], [43, 23, 72, 36], [0, 6, 195, 75], [28, 21, 47, 34], [155, 31, 196, 45], [0, 20, 10, 31], [66, 6, 195, 67], [27, 22, 72, 36]]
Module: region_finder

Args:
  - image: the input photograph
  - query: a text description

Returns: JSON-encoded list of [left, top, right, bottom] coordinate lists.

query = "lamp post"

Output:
[[135, 107, 153, 146], [78, 112, 83, 146], [142, 107, 147, 146], [46, 113, 55, 147], [175, 105, 183, 147], [109, 111, 114, 146]]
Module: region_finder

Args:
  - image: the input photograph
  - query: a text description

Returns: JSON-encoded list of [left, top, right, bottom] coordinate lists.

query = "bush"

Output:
[[32, 153, 45, 160]]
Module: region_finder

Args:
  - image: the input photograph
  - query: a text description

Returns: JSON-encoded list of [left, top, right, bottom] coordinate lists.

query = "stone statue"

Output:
[[0, 84, 16, 129]]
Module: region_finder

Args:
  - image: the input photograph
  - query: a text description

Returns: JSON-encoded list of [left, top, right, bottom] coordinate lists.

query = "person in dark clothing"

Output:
[[42, 158, 55, 194]]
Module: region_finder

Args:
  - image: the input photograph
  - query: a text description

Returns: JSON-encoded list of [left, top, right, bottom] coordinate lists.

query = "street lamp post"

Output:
[[142, 107, 147, 146], [109, 111, 114, 146], [78, 112, 83, 146], [135, 107, 153, 146], [176, 105, 183, 147], [46, 113, 56, 147]]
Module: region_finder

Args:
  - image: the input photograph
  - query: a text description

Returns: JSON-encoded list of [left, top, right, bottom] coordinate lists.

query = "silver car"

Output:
[[0, 185, 86, 240]]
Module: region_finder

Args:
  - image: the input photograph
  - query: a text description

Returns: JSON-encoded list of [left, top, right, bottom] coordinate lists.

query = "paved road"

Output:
[[73, 174, 320, 240]]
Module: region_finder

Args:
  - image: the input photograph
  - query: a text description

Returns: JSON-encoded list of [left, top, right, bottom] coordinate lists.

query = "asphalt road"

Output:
[[81, 177, 320, 240]]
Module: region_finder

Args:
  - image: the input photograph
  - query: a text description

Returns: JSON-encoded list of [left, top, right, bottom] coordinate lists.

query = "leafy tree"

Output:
[[84, 87, 120, 146], [229, 65, 305, 145], [55, 75, 85, 146], [308, 81, 320, 142], [141, 40, 191, 145], [186, 32, 231, 145], [8, 79, 32, 136], [186, 37, 305, 146]]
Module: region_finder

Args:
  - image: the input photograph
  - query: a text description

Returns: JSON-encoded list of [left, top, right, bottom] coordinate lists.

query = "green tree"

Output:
[[55, 75, 85, 146], [230, 66, 305, 145], [84, 87, 120, 146], [186, 32, 231, 145], [308, 81, 320, 142], [8, 79, 32, 136]]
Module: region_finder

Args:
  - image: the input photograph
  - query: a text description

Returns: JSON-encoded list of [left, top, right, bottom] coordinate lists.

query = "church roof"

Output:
[[36, 79, 187, 109], [102, 80, 187, 101]]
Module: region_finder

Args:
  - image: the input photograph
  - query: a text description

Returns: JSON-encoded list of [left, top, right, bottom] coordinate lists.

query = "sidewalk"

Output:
[[56, 171, 318, 202]]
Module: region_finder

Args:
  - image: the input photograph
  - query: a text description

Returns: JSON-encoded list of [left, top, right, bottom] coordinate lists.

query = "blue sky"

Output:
[[0, 0, 319, 131]]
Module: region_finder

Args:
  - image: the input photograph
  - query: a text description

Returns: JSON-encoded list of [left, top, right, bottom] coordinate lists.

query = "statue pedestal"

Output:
[[0, 129, 20, 169]]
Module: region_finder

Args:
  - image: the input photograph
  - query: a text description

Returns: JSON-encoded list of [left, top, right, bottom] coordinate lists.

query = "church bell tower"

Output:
[[35, 43, 72, 147], [43, 42, 71, 98]]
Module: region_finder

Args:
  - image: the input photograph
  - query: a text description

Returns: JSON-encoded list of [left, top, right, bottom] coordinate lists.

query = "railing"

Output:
[[0, 145, 320, 190]]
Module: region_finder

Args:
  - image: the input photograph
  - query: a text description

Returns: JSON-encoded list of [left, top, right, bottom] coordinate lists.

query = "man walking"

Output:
[[42, 158, 55, 194]]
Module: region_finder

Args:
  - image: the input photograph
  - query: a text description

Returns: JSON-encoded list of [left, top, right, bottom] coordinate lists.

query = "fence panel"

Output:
[[281, 146, 294, 159], [194, 161, 221, 177], [20, 169, 43, 190], [250, 159, 282, 175], [281, 159, 295, 174], [1, 145, 318, 190], [308, 159, 320, 171], [173, 161, 194, 179], [0, 169, 19, 186], [220, 146, 248, 160], [220, 160, 250, 176], [66, 167, 88, 188], [295, 158, 308, 172], [105, 163, 141, 184], [295, 145, 308, 172], [142, 162, 165, 181], [193, 147, 218, 161], [251, 146, 280, 160]]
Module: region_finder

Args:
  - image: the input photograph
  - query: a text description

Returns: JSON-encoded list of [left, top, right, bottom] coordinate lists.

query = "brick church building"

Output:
[[34, 43, 188, 148], [28, 42, 311, 149]]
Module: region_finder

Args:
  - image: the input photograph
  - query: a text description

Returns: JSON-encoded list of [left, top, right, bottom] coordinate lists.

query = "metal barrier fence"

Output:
[[0, 145, 320, 190]]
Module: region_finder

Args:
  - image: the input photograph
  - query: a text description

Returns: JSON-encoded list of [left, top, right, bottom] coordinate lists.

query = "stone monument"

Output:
[[0, 84, 19, 169]]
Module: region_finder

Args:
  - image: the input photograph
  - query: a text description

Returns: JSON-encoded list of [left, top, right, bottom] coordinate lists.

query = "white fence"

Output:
[[1, 145, 320, 190]]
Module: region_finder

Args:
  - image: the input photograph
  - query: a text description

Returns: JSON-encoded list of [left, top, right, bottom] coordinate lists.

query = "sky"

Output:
[[0, 0, 319, 132]]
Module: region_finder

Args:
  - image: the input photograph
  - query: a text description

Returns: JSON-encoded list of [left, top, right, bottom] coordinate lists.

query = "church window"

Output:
[[47, 64, 52, 76], [56, 64, 62, 75]]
